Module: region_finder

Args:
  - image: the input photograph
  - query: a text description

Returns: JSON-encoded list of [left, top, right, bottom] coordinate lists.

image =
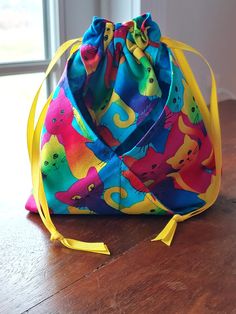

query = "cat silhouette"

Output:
[[152, 177, 205, 214], [55, 167, 121, 215], [123, 146, 172, 189], [44, 87, 104, 179], [167, 135, 199, 170], [41, 135, 66, 177]]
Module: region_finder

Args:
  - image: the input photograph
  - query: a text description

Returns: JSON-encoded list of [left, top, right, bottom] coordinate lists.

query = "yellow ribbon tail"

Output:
[[61, 239, 111, 255], [50, 230, 110, 255], [151, 214, 183, 246]]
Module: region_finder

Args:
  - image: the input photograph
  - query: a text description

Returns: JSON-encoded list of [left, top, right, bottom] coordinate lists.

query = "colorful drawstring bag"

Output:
[[25, 13, 222, 255]]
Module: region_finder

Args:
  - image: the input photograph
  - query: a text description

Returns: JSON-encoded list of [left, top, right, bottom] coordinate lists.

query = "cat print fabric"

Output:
[[25, 13, 216, 216]]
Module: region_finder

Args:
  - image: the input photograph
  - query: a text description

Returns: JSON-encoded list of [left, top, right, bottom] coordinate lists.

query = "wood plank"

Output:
[[26, 198, 236, 314], [0, 201, 173, 313]]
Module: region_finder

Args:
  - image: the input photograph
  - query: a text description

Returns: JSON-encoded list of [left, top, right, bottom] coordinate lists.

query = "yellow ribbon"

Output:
[[152, 37, 222, 245], [151, 214, 185, 246], [28, 37, 110, 255]]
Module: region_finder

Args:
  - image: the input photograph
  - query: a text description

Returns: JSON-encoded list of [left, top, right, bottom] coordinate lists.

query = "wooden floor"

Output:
[[0, 100, 235, 314]]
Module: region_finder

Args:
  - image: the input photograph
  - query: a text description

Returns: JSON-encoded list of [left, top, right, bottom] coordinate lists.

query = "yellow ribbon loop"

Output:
[[152, 37, 222, 247], [28, 37, 111, 255]]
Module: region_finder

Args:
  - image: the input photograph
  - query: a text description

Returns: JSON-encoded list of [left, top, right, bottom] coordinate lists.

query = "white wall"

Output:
[[60, 0, 100, 40], [100, 0, 140, 22]]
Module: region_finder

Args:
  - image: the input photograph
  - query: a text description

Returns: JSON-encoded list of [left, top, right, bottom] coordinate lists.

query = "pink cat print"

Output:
[[44, 88, 103, 179]]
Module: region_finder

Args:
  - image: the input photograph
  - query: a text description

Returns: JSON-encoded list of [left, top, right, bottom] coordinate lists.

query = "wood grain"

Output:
[[0, 209, 172, 313], [27, 201, 236, 314], [0, 100, 235, 314]]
